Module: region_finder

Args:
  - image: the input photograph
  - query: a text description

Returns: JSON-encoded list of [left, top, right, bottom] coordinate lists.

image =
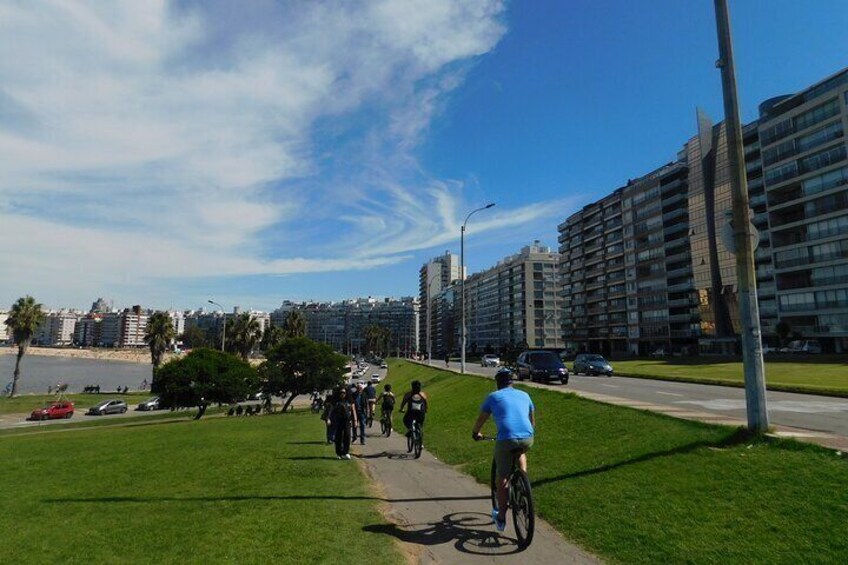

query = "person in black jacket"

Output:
[[330, 388, 357, 459]]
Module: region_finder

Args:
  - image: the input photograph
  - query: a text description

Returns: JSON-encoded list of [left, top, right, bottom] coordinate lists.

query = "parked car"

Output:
[[136, 397, 161, 411], [87, 399, 128, 416], [573, 354, 614, 376], [481, 354, 501, 367], [30, 401, 74, 421], [371, 373, 381, 384], [787, 339, 822, 354], [380, 363, 388, 369], [650, 347, 667, 357], [515, 351, 569, 384]]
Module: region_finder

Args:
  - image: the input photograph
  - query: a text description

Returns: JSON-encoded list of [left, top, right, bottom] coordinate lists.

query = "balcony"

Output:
[[667, 281, 694, 293]]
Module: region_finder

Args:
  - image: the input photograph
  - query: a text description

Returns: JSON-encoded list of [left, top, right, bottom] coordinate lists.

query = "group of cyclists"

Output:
[[321, 379, 429, 460], [319, 366, 535, 540]]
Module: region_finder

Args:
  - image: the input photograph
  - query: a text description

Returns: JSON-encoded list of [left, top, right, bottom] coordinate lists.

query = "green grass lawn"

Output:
[[610, 356, 848, 396], [0, 411, 402, 564], [386, 359, 848, 564]]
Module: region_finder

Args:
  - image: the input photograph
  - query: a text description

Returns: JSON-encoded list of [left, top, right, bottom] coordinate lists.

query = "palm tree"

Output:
[[229, 313, 262, 361], [260, 325, 286, 352], [4, 296, 45, 397], [282, 311, 307, 338], [144, 311, 176, 386]]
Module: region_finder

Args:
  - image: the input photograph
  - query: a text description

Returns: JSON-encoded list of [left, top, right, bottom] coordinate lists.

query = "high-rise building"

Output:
[[35, 311, 80, 346], [0, 310, 9, 342], [419, 251, 463, 357], [558, 66, 848, 354], [465, 241, 563, 351]]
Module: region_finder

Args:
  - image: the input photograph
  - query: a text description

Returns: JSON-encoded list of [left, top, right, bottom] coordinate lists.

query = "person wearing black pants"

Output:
[[331, 388, 356, 460]]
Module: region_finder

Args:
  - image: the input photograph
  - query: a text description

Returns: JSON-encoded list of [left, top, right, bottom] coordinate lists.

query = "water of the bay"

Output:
[[0, 354, 152, 394]]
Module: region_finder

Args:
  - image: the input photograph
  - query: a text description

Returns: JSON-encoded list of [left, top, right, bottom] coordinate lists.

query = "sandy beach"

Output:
[[0, 346, 165, 365]]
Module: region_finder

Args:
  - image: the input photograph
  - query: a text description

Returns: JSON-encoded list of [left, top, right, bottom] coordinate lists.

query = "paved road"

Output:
[[424, 361, 848, 448]]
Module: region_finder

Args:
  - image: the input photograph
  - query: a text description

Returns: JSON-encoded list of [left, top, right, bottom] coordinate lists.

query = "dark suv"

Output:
[[516, 351, 569, 384]]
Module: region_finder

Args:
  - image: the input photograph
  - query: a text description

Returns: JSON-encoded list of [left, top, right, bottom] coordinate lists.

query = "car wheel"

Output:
[[563, 377, 569, 385], [65, 412, 72, 419], [121, 407, 127, 413]]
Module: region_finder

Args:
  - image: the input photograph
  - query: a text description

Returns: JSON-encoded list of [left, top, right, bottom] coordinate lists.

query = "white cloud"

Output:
[[0, 0, 567, 307]]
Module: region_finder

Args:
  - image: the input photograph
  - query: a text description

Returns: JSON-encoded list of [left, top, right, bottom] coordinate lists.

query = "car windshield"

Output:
[[586, 355, 606, 362], [529, 352, 563, 368]]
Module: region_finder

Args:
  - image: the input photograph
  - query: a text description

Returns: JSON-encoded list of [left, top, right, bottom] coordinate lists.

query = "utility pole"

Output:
[[714, 0, 769, 433]]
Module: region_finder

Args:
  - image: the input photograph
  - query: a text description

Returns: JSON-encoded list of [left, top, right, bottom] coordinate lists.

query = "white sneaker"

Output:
[[344, 454, 352, 460]]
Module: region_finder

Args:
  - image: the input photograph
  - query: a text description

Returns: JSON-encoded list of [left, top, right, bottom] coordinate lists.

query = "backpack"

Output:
[[382, 393, 395, 410]]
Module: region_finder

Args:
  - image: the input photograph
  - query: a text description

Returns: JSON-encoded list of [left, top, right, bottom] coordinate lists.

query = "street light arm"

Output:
[[463, 202, 496, 230]]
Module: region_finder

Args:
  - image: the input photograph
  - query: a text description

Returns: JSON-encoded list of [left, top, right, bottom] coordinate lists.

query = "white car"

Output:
[[481, 354, 500, 367], [371, 373, 381, 384]]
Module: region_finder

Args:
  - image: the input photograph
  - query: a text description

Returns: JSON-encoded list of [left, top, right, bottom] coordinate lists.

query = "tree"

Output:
[[180, 325, 209, 349], [4, 296, 45, 397], [228, 313, 262, 361], [363, 324, 392, 357], [260, 325, 286, 352], [144, 311, 176, 387], [153, 349, 259, 419], [260, 337, 347, 412], [282, 311, 307, 338], [775, 320, 792, 347]]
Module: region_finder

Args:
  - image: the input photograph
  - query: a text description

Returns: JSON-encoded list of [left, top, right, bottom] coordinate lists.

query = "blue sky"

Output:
[[1, 1, 847, 313]]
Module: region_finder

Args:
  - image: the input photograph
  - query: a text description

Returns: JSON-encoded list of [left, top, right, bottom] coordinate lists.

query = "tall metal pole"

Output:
[[714, 0, 769, 433], [460, 203, 495, 374], [208, 300, 226, 352]]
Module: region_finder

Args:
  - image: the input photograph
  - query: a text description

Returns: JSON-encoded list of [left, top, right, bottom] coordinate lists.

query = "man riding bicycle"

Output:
[[364, 381, 377, 421], [377, 384, 396, 430], [399, 380, 428, 437], [472, 368, 535, 532]]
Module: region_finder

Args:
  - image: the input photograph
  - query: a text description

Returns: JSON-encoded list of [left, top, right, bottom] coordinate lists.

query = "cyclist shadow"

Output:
[[363, 512, 522, 555]]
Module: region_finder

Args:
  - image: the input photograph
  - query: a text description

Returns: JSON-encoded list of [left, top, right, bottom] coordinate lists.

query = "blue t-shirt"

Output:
[[480, 387, 535, 441]]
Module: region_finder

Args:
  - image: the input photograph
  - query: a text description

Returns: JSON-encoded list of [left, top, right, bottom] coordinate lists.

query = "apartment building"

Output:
[[35, 312, 80, 346], [271, 297, 419, 355], [759, 70, 848, 352], [465, 241, 563, 351], [418, 251, 463, 356], [558, 66, 848, 354], [74, 315, 102, 346], [0, 310, 8, 342]]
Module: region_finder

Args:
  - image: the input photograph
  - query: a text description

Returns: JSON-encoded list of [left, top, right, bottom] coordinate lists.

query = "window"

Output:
[[779, 292, 816, 312], [799, 145, 847, 175], [794, 98, 840, 132], [765, 161, 799, 185]]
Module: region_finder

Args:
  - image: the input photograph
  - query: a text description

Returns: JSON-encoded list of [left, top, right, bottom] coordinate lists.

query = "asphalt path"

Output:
[[354, 366, 598, 564], [424, 361, 848, 446]]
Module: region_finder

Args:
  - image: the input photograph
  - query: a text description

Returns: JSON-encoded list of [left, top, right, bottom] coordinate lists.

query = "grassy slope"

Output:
[[0, 411, 402, 565], [610, 357, 848, 396], [386, 359, 848, 564]]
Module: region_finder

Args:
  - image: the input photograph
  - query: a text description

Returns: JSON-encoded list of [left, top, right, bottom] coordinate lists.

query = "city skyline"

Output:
[[2, 1, 848, 311]]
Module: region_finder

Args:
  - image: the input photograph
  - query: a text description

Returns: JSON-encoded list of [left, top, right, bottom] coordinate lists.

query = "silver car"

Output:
[[87, 399, 128, 415], [481, 354, 500, 367], [136, 397, 160, 411]]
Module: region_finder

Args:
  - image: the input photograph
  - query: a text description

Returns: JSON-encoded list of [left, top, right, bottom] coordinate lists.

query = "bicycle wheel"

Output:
[[380, 418, 387, 435], [385, 418, 392, 438], [413, 424, 423, 459], [367, 413, 373, 428], [510, 470, 535, 550], [407, 428, 413, 453]]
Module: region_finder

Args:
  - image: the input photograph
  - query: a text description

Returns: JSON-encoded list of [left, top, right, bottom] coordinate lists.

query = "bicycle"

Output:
[[406, 417, 423, 459], [380, 409, 393, 437], [480, 436, 534, 550], [366, 401, 376, 428]]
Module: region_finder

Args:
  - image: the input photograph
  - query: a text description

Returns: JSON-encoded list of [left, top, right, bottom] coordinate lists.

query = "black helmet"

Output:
[[384, 384, 392, 392], [495, 368, 514, 389]]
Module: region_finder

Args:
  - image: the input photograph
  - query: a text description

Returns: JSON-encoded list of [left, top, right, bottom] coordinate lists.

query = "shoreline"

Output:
[[0, 346, 165, 365]]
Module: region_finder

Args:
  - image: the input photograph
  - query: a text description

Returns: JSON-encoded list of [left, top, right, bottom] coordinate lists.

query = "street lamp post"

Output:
[[461, 203, 496, 374], [208, 300, 226, 352], [713, 0, 769, 433]]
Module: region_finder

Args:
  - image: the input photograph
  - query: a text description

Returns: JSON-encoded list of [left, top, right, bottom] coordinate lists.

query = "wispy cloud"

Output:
[[0, 0, 563, 307]]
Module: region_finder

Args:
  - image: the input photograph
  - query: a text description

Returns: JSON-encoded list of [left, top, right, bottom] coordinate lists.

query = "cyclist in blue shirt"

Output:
[[472, 368, 535, 532]]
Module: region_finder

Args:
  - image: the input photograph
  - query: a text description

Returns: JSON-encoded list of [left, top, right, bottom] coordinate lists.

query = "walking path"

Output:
[[352, 425, 599, 564]]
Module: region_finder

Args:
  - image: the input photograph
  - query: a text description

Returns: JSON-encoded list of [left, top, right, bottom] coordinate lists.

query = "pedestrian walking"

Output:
[[330, 388, 356, 459], [353, 382, 368, 445], [321, 392, 335, 444]]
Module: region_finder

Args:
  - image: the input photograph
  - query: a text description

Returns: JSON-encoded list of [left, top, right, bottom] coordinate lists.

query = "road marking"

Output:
[[598, 384, 619, 389], [656, 392, 684, 398]]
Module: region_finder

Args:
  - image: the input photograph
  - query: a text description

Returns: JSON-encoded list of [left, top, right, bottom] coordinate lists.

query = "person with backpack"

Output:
[[330, 387, 357, 459], [351, 383, 368, 445], [377, 384, 396, 434]]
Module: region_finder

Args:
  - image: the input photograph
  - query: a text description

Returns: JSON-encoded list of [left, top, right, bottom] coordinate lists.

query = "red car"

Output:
[[29, 401, 75, 421]]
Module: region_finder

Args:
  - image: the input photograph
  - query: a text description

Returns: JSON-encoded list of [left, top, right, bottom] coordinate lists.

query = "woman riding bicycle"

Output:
[[472, 368, 535, 532], [399, 380, 428, 437], [377, 384, 396, 430]]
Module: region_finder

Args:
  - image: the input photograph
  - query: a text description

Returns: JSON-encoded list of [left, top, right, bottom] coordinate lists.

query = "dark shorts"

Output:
[[494, 437, 534, 479]]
